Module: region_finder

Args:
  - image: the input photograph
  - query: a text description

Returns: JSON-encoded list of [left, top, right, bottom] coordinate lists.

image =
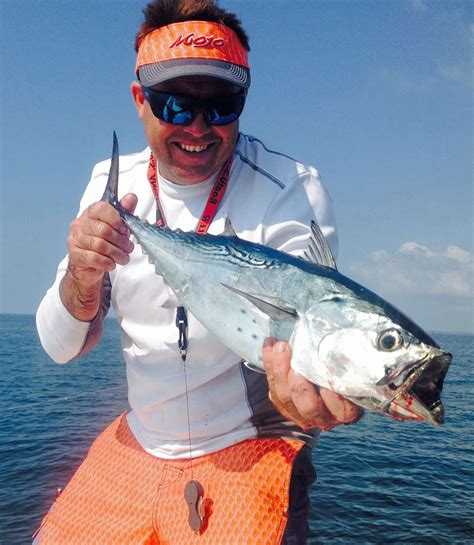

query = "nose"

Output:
[[181, 111, 210, 136]]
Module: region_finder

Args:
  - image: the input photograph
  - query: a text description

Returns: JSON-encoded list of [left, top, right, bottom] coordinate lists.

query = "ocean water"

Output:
[[1, 314, 472, 544]]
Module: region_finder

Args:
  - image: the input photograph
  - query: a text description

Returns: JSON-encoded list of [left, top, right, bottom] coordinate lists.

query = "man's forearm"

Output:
[[59, 268, 105, 322]]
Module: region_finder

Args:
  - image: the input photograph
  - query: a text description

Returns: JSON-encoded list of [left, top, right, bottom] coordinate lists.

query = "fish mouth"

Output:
[[382, 351, 452, 425]]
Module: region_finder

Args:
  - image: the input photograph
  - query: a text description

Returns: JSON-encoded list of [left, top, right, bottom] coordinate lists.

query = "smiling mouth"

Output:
[[176, 143, 213, 153]]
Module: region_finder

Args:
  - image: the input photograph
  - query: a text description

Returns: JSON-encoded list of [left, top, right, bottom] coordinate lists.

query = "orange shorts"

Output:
[[34, 414, 304, 544]]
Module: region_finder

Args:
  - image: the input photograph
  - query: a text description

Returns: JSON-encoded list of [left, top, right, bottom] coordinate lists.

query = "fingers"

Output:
[[120, 193, 138, 214], [264, 338, 330, 430], [67, 200, 135, 282], [263, 338, 363, 431], [86, 200, 128, 233], [286, 369, 334, 427], [70, 218, 133, 265], [319, 388, 364, 425], [263, 339, 292, 412]]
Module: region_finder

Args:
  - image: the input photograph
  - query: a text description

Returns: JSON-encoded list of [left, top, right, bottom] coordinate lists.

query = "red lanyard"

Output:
[[147, 153, 232, 234], [147, 153, 233, 360]]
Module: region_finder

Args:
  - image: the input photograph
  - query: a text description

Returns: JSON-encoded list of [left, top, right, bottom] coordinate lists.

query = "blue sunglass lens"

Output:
[[162, 96, 194, 125], [144, 87, 245, 126], [207, 107, 240, 126], [206, 95, 245, 126]]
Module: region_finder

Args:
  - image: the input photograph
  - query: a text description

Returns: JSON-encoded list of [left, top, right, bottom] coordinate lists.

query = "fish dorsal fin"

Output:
[[222, 215, 238, 237], [222, 284, 298, 320], [302, 221, 337, 270]]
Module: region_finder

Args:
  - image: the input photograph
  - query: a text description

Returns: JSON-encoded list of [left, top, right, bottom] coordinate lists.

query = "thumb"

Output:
[[120, 193, 138, 214]]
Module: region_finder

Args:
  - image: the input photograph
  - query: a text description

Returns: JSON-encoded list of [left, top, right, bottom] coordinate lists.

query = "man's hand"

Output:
[[60, 194, 138, 321], [263, 338, 363, 431]]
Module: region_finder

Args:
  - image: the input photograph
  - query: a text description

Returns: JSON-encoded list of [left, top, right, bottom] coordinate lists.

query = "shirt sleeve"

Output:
[[36, 257, 91, 363], [36, 163, 110, 364], [261, 167, 338, 260]]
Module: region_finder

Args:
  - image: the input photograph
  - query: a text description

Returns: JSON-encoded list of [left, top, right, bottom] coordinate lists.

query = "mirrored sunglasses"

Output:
[[142, 86, 246, 127]]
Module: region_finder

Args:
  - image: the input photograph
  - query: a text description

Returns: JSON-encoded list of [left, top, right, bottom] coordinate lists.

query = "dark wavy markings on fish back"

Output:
[[156, 227, 281, 269], [132, 217, 438, 349], [103, 133, 439, 357]]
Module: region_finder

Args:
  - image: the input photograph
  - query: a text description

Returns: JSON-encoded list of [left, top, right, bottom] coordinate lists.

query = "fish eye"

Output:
[[377, 329, 403, 352]]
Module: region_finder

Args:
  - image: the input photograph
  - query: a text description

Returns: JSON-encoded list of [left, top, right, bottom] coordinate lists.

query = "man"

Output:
[[35, 1, 360, 543]]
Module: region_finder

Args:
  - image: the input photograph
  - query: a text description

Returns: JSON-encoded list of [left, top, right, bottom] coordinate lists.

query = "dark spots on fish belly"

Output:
[[252, 334, 258, 340], [237, 327, 243, 332], [240, 309, 247, 314]]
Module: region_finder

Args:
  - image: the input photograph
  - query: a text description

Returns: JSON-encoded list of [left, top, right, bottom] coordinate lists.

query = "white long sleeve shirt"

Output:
[[36, 133, 338, 458]]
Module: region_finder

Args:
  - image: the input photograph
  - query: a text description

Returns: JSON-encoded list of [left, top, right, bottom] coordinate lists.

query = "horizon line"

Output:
[[1, 311, 472, 337]]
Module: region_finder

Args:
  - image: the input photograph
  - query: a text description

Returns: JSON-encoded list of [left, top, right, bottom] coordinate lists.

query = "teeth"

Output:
[[180, 144, 209, 153]]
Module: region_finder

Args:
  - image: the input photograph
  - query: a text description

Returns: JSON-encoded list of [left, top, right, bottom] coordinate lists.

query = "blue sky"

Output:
[[1, 0, 472, 334]]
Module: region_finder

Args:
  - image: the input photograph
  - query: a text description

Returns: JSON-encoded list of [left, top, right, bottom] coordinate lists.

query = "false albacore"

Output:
[[103, 133, 452, 425]]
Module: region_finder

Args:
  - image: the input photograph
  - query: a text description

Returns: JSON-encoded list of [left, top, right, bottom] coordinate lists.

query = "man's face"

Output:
[[131, 76, 242, 185]]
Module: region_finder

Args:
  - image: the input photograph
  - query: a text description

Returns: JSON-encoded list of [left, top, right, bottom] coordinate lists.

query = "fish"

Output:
[[103, 132, 452, 425]]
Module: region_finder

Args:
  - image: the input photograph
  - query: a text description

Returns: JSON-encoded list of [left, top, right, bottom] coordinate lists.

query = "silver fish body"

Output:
[[104, 134, 452, 425]]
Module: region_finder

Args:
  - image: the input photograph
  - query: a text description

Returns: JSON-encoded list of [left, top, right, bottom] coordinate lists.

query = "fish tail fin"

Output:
[[101, 131, 120, 205]]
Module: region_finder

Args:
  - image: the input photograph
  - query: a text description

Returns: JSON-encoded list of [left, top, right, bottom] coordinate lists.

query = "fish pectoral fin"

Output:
[[221, 284, 298, 320], [302, 221, 337, 270], [222, 215, 238, 237]]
